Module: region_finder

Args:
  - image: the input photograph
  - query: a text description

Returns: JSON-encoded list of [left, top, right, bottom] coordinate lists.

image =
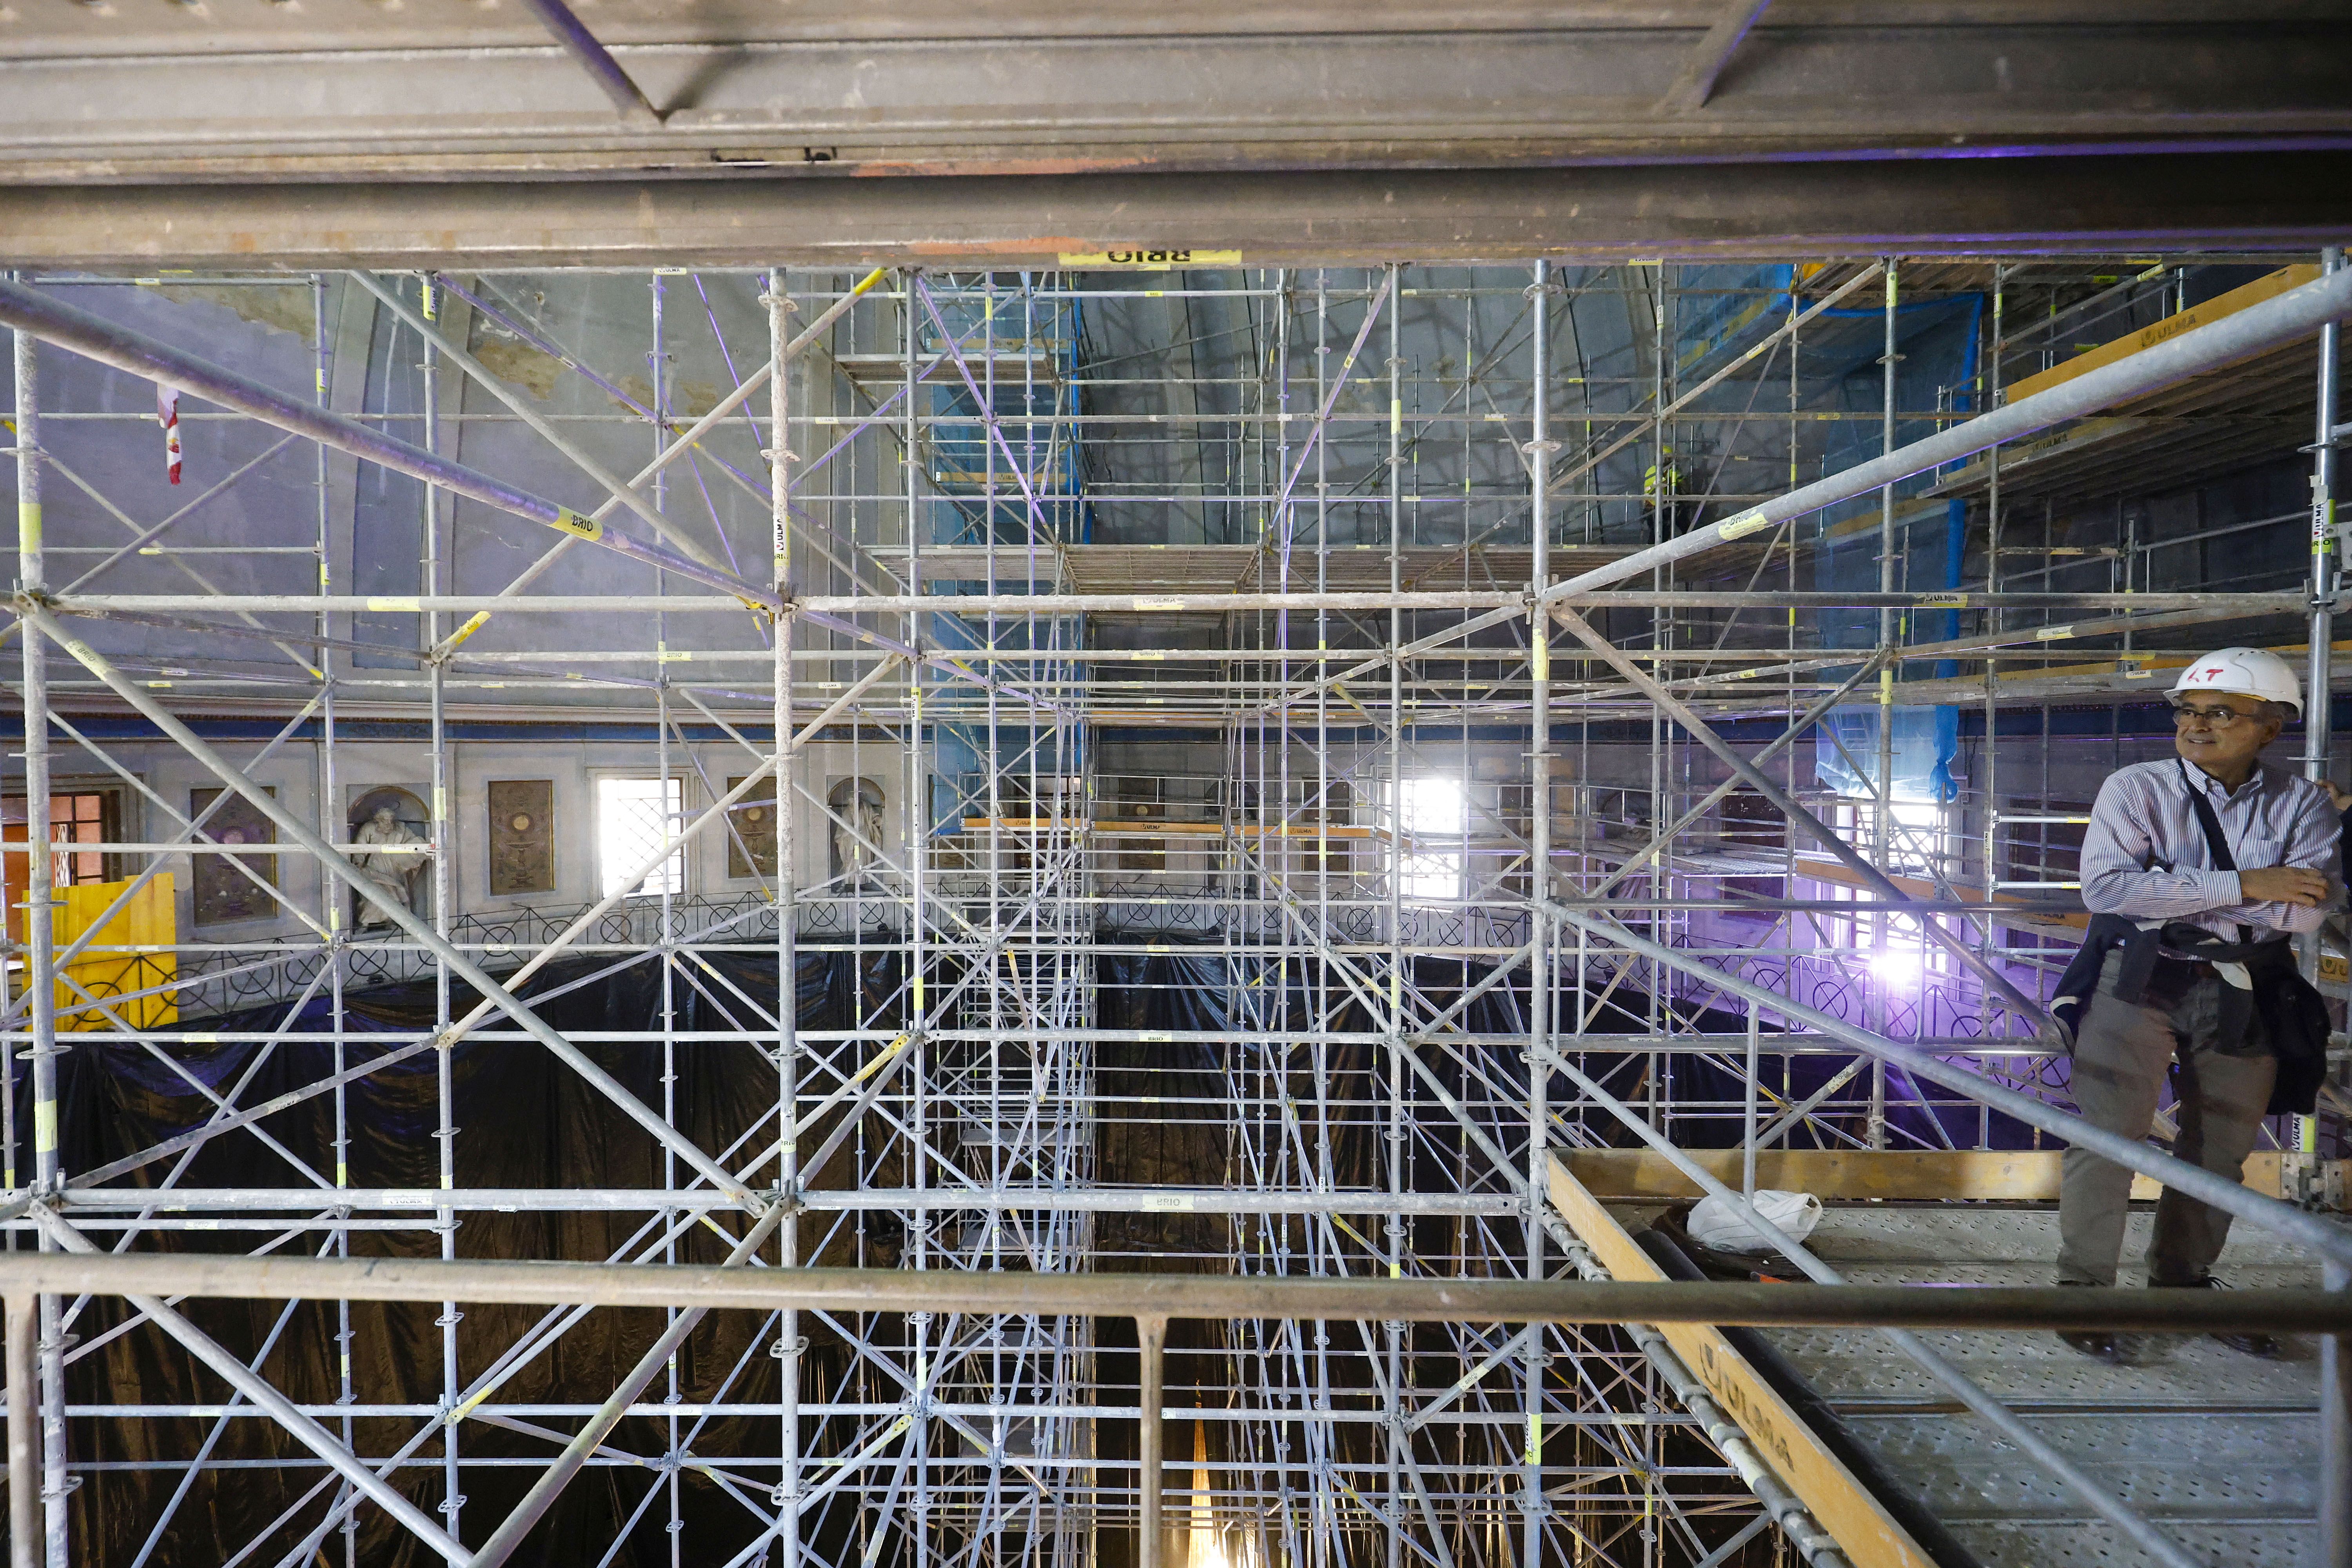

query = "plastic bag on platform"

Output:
[[1686, 1189, 1823, 1253]]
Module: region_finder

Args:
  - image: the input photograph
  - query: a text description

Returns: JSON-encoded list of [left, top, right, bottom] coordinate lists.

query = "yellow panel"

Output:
[[49, 875, 177, 1033], [1546, 1153, 1939, 1568]]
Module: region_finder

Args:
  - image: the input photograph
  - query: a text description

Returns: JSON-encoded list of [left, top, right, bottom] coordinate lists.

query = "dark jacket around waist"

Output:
[[2051, 911, 2328, 1117]]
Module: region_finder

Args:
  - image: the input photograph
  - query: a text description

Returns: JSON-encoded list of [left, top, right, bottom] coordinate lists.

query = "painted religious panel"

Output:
[[190, 785, 277, 927], [726, 775, 778, 880], [488, 780, 555, 896]]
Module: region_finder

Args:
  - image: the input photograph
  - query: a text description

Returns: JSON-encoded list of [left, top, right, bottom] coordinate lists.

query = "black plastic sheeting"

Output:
[[1094, 943, 2032, 1161], [22, 948, 896, 1567], [15, 939, 2010, 1564], [1093, 946, 1542, 1216], [1084, 944, 1812, 1568]]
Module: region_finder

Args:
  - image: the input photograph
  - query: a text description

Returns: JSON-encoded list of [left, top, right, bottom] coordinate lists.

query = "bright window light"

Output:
[[1395, 777, 1464, 900], [599, 776, 684, 899], [1399, 854, 1459, 898], [1890, 798, 1943, 834], [1398, 777, 1463, 835], [1868, 916, 1934, 988], [1868, 942, 1925, 986]]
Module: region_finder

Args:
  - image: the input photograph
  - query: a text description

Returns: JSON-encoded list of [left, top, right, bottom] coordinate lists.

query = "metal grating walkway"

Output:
[[1759, 1206, 2337, 1568]]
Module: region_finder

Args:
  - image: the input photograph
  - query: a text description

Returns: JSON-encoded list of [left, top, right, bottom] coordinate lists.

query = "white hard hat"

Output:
[[2170, 646, 2303, 714]]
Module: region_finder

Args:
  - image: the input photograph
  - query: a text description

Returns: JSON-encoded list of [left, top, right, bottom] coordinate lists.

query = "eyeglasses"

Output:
[[2169, 701, 2258, 729]]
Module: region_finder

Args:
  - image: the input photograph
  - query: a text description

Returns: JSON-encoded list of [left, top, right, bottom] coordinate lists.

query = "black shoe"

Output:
[[2056, 1328, 2131, 1363], [2151, 1274, 2282, 1359], [2054, 1279, 2131, 1362]]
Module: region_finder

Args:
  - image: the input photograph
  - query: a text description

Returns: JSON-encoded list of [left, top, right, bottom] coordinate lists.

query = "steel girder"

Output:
[[6, 153, 2352, 272], [0, 7, 2348, 181]]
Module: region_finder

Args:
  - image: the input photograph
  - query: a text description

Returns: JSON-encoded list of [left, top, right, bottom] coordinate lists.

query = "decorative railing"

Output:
[[172, 892, 786, 1019]]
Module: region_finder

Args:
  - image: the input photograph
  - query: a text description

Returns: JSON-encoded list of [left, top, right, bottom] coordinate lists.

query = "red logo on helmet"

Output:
[[2204, 666, 2224, 677]]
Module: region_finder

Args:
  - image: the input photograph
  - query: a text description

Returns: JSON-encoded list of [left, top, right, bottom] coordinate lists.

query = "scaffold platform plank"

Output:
[[1546, 1154, 1945, 1568], [1561, 1149, 2351, 1207], [1762, 1206, 2337, 1568]]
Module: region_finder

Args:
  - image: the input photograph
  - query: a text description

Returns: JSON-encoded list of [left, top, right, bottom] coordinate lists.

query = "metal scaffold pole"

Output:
[[2303, 242, 2343, 1104], [1868, 258, 1897, 1143], [768, 258, 807, 1568], [2311, 243, 2351, 1568], [1523, 257, 1555, 1568], [9, 309, 65, 1568], [0, 256, 2342, 1568]]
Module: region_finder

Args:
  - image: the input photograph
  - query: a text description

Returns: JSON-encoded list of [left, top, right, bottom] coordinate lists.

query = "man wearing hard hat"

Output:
[[2058, 646, 2338, 1361]]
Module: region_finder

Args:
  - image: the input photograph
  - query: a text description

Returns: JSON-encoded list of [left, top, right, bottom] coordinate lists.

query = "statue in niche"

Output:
[[828, 777, 886, 887], [348, 786, 431, 928]]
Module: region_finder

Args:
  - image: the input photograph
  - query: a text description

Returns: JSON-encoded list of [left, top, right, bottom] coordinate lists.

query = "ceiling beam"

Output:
[[1657, 0, 1774, 112], [4, 152, 2347, 271], [0, 18, 2343, 181], [516, 0, 668, 130]]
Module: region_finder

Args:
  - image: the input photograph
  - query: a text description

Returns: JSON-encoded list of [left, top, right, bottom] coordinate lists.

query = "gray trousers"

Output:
[[2056, 950, 2279, 1287]]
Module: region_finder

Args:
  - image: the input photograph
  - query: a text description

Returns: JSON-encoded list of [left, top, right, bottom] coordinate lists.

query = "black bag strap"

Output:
[[2176, 757, 2255, 944]]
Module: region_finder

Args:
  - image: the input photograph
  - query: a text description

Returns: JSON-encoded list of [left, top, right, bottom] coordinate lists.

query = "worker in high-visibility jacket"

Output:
[[1641, 448, 1678, 506]]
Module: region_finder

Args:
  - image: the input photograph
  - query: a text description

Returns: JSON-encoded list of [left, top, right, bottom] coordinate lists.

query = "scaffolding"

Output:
[[0, 252, 2345, 1568]]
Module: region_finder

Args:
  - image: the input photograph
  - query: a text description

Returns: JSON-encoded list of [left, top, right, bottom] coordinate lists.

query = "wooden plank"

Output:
[[1544, 1153, 1938, 1568], [1566, 1149, 2056, 1201], [1786, 856, 2088, 933], [1889, 635, 2352, 708], [1560, 1148, 2347, 1205], [2005, 264, 2320, 403]]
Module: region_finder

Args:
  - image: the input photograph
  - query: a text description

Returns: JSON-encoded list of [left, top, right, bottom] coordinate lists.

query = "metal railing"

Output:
[[0, 1250, 2341, 1568]]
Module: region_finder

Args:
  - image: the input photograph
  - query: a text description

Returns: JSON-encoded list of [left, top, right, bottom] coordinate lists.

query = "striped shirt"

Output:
[[2078, 757, 2340, 942]]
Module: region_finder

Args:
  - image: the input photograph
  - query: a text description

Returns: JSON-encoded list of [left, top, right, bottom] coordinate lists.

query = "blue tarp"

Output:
[[1811, 289, 1984, 802]]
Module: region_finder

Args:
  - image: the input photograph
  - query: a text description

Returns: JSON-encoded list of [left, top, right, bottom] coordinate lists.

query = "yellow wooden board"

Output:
[[1923, 635, 2352, 696], [2006, 264, 2320, 402], [1786, 856, 2088, 932], [1560, 1147, 2345, 1205], [48, 875, 178, 1033], [1546, 1152, 1939, 1568]]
